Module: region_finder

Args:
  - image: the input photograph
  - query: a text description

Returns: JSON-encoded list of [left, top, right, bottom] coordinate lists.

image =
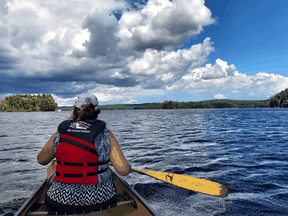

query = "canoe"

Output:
[[15, 168, 158, 216]]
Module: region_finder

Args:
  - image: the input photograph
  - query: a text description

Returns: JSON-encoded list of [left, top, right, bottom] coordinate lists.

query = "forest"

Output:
[[270, 88, 288, 107], [0, 93, 59, 112]]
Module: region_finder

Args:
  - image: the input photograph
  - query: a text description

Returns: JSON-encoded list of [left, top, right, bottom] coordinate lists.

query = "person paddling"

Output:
[[37, 93, 131, 213]]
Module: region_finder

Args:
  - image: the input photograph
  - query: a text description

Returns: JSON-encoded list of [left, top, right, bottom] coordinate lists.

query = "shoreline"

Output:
[[1, 99, 273, 112]]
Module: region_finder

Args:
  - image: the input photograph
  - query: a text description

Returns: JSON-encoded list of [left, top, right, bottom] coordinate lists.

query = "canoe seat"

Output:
[[26, 192, 137, 215]]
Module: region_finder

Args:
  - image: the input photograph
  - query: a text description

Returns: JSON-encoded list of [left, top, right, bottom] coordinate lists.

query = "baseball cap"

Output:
[[74, 93, 99, 110]]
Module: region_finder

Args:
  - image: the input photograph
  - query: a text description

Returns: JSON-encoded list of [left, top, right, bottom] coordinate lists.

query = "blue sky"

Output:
[[1, 0, 287, 106], [200, 0, 288, 76]]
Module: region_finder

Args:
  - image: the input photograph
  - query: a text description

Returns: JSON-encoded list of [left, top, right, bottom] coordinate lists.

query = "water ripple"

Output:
[[1, 109, 288, 215]]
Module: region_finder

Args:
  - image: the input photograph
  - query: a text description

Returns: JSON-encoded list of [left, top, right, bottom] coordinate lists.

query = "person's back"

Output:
[[37, 93, 131, 213]]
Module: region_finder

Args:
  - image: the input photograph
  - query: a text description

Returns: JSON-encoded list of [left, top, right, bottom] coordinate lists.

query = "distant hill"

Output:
[[0, 93, 59, 112], [59, 106, 73, 111], [122, 103, 151, 106]]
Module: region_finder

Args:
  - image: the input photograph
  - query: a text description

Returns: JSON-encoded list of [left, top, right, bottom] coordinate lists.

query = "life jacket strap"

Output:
[[56, 168, 108, 178], [57, 160, 109, 166]]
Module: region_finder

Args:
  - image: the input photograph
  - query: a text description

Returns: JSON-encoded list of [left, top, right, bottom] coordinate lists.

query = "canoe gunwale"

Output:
[[14, 179, 47, 216], [112, 167, 158, 215], [14, 167, 158, 216]]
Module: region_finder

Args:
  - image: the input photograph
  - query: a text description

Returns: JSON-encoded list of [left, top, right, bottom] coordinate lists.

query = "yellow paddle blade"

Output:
[[132, 168, 228, 197]]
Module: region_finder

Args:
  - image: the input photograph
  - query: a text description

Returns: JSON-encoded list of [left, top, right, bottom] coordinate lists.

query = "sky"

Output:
[[1, 0, 288, 106]]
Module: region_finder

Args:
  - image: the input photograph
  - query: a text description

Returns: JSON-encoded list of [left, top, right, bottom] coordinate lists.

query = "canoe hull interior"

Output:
[[15, 168, 157, 216]]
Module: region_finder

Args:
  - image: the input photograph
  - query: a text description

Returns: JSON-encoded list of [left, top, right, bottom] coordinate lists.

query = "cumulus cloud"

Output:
[[182, 58, 238, 81], [0, 0, 127, 77], [118, 0, 216, 50], [1, 0, 215, 82], [175, 59, 288, 99], [79, 8, 120, 57], [127, 37, 215, 88]]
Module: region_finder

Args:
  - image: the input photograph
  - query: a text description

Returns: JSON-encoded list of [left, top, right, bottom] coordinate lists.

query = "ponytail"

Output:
[[72, 103, 101, 121]]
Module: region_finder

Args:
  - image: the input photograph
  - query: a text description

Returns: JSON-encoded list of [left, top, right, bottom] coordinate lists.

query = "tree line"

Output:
[[133, 99, 270, 109], [0, 93, 59, 112], [135, 89, 288, 109]]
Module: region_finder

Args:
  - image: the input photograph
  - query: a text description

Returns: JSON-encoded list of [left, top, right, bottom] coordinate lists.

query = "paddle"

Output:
[[132, 168, 228, 197]]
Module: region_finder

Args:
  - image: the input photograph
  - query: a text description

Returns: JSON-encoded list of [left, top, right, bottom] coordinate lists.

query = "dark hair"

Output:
[[72, 103, 101, 121]]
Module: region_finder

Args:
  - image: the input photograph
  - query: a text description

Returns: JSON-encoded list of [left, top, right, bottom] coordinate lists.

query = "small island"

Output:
[[0, 93, 59, 112]]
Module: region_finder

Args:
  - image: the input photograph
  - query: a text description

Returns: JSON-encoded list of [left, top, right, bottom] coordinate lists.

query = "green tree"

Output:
[[270, 88, 288, 108], [162, 100, 178, 109]]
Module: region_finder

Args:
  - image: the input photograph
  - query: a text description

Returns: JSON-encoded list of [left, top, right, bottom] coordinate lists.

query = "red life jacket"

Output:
[[53, 119, 108, 184]]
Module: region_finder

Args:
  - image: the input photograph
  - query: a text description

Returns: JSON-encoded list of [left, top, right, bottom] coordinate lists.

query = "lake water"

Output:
[[0, 108, 288, 215]]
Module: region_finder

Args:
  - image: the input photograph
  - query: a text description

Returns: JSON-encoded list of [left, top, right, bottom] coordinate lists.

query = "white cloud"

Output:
[[118, 0, 215, 50], [54, 85, 126, 106], [53, 83, 168, 106], [166, 84, 179, 91], [53, 69, 288, 106], [127, 37, 215, 88], [52, 94, 77, 107], [182, 58, 238, 80], [1, 0, 287, 104], [214, 93, 225, 99], [177, 59, 288, 98], [1, 0, 215, 82], [1, 0, 127, 77]]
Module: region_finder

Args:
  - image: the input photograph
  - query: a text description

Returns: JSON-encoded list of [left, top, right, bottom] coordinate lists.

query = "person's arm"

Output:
[[67, 113, 73, 121], [37, 133, 56, 165], [109, 131, 131, 176]]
